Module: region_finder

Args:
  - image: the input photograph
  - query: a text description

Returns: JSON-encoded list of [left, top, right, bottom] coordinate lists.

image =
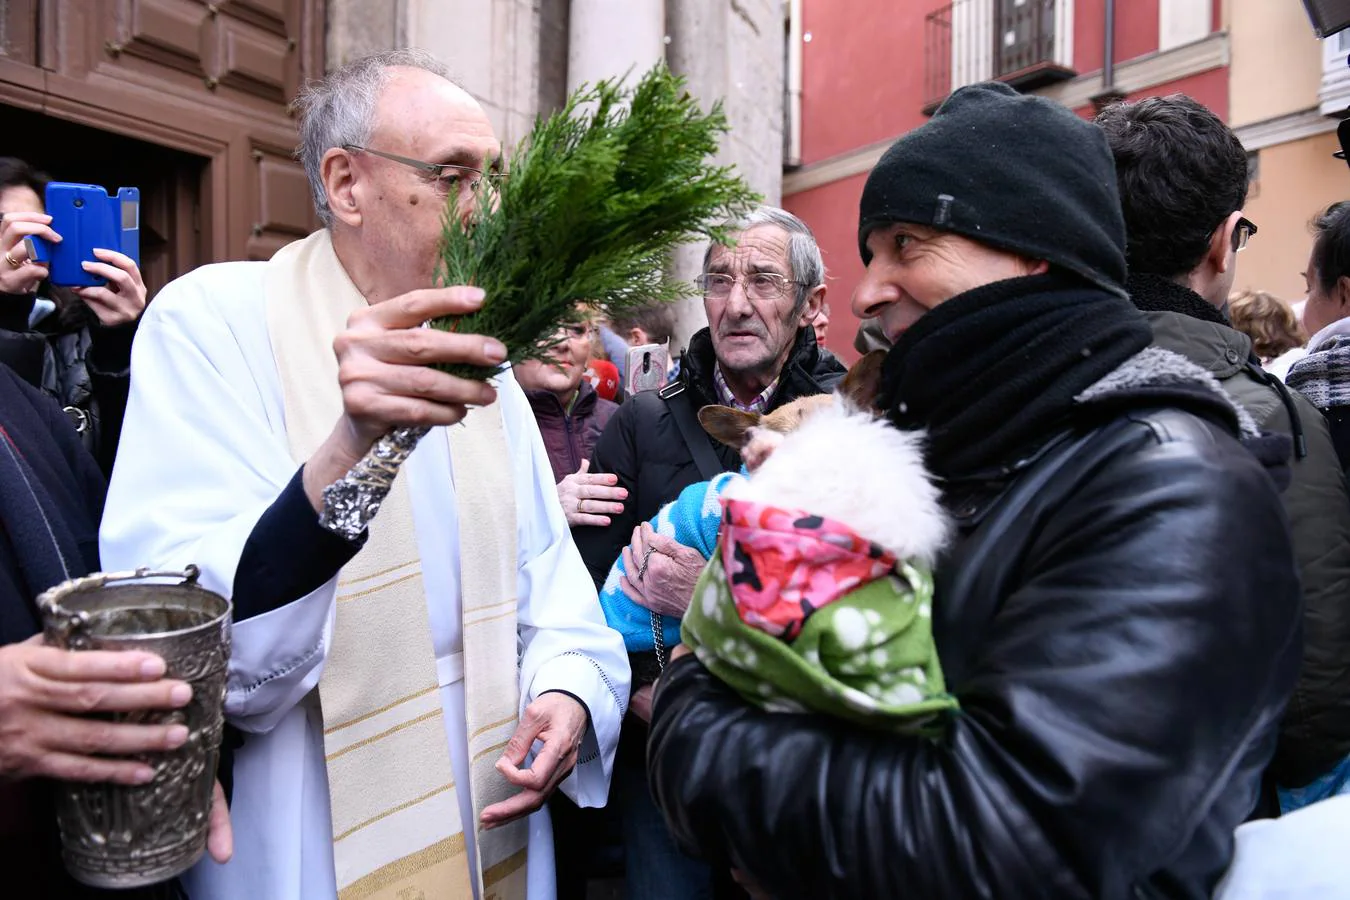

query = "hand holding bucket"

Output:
[[37, 566, 231, 889]]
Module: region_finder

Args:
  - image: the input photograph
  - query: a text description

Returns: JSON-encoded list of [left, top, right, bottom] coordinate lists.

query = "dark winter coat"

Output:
[[1145, 302, 1350, 789], [525, 381, 617, 484], [647, 351, 1302, 900], [0, 291, 134, 475], [0, 363, 183, 899]]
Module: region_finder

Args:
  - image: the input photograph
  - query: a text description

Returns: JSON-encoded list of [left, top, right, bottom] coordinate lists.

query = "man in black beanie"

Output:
[[1098, 94, 1350, 814], [645, 81, 1301, 898]]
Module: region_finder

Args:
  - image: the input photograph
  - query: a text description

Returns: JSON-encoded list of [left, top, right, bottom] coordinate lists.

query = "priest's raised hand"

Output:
[[301, 284, 508, 512]]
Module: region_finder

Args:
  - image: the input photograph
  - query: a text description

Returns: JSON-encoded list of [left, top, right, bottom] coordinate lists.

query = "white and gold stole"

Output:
[[265, 230, 528, 899]]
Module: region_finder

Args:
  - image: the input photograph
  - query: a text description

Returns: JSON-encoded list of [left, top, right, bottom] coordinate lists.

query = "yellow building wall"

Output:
[[1228, 0, 1323, 127], [1234, 132, 1348, 302]]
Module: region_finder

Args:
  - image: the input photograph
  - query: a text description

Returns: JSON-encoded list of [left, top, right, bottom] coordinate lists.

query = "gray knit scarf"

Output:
[[1288, 336, 1350, 409]]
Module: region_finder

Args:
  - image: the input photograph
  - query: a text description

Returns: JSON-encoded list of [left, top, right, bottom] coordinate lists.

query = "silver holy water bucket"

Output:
[[38, 565, 231, 889]]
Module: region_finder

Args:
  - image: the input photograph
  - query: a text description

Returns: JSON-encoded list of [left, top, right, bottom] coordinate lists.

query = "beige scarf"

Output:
[[264, 231, 529, 899]]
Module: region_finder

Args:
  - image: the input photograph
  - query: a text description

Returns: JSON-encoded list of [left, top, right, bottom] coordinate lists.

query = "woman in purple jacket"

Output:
[[516, 319, 627, 527]]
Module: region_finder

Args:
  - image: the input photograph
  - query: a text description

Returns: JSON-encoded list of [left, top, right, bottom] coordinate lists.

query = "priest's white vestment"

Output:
[[99, 256, 631, 899]]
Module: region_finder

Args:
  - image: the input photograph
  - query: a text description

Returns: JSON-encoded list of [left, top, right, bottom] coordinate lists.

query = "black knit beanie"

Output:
[[858, 81, 1129, 299]]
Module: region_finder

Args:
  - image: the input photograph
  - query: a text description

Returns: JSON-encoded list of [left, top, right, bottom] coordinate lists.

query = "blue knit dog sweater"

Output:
[[599, 471, 741, 652]]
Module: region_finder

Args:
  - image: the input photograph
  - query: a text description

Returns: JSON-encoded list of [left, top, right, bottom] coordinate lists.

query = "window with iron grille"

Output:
[[924, 0, 1075, 114], [1320, 28, 1350, 116]]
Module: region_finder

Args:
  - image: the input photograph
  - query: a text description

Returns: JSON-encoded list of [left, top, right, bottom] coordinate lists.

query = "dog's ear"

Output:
[[839, 350, 888, 411], [698, 406, 762, 448]]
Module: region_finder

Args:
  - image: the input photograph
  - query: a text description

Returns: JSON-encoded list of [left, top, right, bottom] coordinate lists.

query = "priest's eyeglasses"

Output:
[[696, 272, 804, 301], [1232, 216, 1257, 253], [342, 145, 506, 194]]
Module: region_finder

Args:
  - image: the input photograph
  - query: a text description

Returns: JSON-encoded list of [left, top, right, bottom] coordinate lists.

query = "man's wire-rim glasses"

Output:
[[696, 272, 805, 301], [342, 144, 506, 193]]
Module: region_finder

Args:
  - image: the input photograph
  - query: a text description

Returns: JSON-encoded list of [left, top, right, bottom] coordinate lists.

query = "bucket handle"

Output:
[[39, 566, 202, 650]]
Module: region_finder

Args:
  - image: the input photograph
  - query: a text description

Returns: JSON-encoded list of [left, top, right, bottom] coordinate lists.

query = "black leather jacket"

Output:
[[647, 398, 1302, 899]]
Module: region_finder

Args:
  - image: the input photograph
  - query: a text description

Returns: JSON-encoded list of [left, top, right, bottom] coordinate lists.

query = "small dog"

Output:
[[682, 350, 957, 731], [598, 352, 956, 731], [698, 350, 949, 574]]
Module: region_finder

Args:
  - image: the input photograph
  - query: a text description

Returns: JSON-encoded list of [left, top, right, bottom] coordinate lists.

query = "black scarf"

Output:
[[879, 272, 1152, 479], [1126, 272, 1230, 327]]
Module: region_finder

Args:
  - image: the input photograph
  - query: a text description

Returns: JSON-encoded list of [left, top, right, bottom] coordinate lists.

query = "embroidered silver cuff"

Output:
[[318, 425, 430, 540]]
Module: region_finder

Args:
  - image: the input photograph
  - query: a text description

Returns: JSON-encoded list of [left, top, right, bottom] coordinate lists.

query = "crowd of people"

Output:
[[2, 46, 1350, 900]]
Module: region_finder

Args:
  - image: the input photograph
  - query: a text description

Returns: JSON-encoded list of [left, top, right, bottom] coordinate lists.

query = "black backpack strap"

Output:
[[659, 382, 723, 480]]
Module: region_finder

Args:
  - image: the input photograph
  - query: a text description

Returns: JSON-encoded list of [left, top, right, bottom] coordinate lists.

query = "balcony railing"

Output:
[[923, 0, 1076, 113]]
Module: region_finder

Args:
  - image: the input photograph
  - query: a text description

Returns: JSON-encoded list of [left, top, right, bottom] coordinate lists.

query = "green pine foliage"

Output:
[[430, 63, 760, 380]]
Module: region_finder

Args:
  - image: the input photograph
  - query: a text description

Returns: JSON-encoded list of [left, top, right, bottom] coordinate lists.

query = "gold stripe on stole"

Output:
[[470, 739, 512, 766], [338, 559, 419, 588], [332, 782, 456, 844], [325, 685, 440, 735], [326, 709, 444, 762], [338, 834, 470, 900], [469, 713, 519, 741], [482, 848, 529, 900], [338, 571, 423, 603]]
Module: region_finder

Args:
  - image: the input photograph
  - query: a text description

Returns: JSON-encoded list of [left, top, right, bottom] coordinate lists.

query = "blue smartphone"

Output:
[[24, 183, 140, 287]]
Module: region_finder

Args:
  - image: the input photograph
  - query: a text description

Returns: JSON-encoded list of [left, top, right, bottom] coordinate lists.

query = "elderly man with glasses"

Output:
[[98, 49, 630, 900], [559, 205, 844, 899], [1097, 95, 1350, 817]]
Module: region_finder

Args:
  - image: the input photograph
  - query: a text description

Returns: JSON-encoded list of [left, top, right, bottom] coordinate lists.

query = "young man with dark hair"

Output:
[[1288, 203, 1350, 480], [607, 303, 676, 349], [1098, 95, 1350, 810]]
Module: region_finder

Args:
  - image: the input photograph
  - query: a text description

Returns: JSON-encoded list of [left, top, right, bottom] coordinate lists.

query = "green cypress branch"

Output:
[[429, 63, 761, 380]]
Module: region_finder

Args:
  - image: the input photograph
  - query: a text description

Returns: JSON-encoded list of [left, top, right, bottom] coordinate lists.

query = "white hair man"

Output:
[[100, 49, 629, 899], [566, 205, 844, 897]]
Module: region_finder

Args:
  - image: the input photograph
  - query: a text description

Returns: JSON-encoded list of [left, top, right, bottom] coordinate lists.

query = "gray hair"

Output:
[[701, 205, 826, 311], [294, 48, 455, 226]]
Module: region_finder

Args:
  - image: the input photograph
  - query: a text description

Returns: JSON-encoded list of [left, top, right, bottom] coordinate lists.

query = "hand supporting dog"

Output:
[[618, 522, 706, 619]]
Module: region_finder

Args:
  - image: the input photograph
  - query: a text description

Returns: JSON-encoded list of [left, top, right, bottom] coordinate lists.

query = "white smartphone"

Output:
[[626, 343, 669, 395]]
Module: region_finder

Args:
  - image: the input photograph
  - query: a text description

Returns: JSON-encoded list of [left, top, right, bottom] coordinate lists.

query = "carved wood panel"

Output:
[[248, 143, 314, 259], [99, 0, 303, 108], [3, 0, 326, 264], [0, 0, 38, 65]]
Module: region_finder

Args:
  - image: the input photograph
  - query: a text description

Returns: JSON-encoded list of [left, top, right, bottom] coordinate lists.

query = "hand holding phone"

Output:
[[69, 248, 148, 327], [25, 183, 140, 289], [0, 211, 58, 296]]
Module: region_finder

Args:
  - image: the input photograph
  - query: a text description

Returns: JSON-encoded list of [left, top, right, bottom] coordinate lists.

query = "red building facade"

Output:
[[785, 0, 1229, 362]]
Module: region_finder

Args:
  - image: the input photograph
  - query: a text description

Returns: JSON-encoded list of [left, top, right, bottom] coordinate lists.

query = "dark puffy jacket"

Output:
[[0, 291, 133, 475], [0, 364, 182, 900], [574, 326, 846, 589], [1146, 307, 1350, 788], [525, 381, 617, 483], [647, 371, 1301, 900]]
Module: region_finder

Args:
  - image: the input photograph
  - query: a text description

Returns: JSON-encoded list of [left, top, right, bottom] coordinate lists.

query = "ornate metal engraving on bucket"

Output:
[[38, 566, 231, 889]]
